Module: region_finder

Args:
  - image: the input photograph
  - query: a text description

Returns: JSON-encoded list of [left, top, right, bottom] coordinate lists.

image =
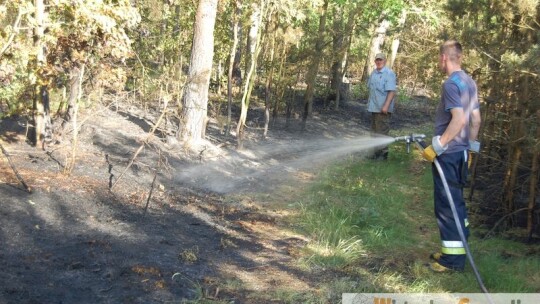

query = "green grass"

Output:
[[296, 143, 429, 258], [289, 141, 540, 296]]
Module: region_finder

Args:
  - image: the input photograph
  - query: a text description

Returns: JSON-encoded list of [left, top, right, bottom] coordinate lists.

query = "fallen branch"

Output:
[[143, 171, 158, 216], [483, 208, 530, 239], [0, 140, 32, 193], [110, 99, 169, 191], [143, 151, 163, 216]]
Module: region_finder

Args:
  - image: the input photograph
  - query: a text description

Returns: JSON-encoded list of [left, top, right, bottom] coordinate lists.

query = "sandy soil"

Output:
[[0, 98, 427, 303]]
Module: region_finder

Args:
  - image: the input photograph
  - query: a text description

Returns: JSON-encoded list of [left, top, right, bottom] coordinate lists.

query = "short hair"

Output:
[[440, 40, 462, 63]]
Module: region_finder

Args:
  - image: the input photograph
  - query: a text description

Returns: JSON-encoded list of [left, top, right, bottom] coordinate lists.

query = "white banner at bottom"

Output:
[[342, 293, 540, 304]]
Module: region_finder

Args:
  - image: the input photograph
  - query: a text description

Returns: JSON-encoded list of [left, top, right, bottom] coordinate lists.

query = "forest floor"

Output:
[[0, 96, 432, 304]]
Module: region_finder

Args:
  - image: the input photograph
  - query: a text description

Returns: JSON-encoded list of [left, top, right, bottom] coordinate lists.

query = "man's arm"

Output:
[[381, 91, 396, 114], [381, 71, 397, 114], [440, 107, 466, 146], [469, 108, 481, 141]]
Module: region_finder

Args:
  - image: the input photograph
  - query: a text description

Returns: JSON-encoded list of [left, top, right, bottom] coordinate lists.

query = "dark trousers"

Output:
[[432, 150, 469, 270], [370, 112, 391, 157]]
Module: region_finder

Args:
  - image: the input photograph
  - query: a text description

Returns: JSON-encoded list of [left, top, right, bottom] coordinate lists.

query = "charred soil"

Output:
[[0, 98, 429, 303]]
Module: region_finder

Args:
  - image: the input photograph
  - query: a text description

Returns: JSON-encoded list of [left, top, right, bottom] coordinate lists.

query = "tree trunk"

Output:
[[331, 3, 360, 110], [503, 144, 522, 221], [32, 0, 47, 146], [503, 76, 528, 224], [236, 0, 265, 149], [389, 10, 407, 69], [180, 0, 218, 143], [61, 65, 85, 133], [301, 0, 329, 130], [263, 12, 277, 139], [216, 59, 223, 96], [159, 0, 168, 67], [363, 18, 390, 80], [244, 2, 260, 83], [527, 101, 540, 234], [329, 7, 344, 109], [285, 84, 295, 129], [468, 98, 491, 202], [227, 0, 241, 136], [272, 43, 288, 124]]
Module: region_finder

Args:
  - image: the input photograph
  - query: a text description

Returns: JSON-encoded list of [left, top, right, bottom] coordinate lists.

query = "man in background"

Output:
[[367, 52, 397, 160]]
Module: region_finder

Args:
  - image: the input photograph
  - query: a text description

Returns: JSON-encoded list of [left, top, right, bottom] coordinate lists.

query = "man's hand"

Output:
[[432, 136, 447, 155], [421, 136, 448, 162], [422, 145, 437, 162], [381, 91, 395, 114], [467, 140, 480, 168], [469, 140, 481, 153]]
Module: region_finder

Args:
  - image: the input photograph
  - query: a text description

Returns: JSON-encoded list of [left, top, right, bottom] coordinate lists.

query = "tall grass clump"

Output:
[[295, 144, 425, 269]]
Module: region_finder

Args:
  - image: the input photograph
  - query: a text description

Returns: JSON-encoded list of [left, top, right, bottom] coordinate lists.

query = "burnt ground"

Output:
[[0, 97, 431, 304]]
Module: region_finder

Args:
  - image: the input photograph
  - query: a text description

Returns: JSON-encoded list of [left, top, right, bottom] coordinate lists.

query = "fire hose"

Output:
[[395, 134, 494, 304]]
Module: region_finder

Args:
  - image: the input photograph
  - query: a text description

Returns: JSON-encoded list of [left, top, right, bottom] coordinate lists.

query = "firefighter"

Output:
[[422, 40, 481, 272]]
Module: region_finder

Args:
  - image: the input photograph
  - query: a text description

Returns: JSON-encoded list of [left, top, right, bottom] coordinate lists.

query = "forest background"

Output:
[[0, 0, 539, 256]]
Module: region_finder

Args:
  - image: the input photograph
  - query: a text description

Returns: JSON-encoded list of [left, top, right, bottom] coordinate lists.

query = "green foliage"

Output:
[[0, 68, 27, 117], [359, 0, 406, 24], [291, 144, 540, 294], [0, 0, 141, 116], [352, 82, 369, 101], [135, 0, 196, 67], [0, 2, 33, 116], [46, 0, 140, 60]]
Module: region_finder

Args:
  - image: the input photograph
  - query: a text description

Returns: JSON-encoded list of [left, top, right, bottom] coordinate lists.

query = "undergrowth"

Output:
[[289, 141, 540, 301]]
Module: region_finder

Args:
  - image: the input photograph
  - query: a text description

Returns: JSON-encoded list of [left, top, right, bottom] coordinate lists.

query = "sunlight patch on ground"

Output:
[[219, 262, 312, 293], [179, 204, 250, 241]]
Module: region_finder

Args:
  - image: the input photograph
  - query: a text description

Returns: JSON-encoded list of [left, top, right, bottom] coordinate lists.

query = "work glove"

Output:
[[421, 136, 447, 162], [469, 140, 481, 153], [468, 140, 481, 168]]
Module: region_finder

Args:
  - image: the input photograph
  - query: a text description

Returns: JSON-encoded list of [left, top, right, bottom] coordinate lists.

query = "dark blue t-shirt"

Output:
[[435, 70, 479, 153]]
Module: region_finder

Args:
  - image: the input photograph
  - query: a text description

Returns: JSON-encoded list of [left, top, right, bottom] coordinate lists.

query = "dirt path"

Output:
[[0, 99, 425, 303]]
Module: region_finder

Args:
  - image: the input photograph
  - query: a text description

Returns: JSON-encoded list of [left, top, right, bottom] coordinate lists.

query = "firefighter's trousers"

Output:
[[432, 150, 469, 270]]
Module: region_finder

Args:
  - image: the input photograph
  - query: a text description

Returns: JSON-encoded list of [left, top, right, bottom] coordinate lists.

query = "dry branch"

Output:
[[0, 7, 23, 60], [143, 171, 158, 216], [110, 100, 169, 191], [483, 208, 530, 239], [143, 151, 163, 216], [0, 140, 32, 193]]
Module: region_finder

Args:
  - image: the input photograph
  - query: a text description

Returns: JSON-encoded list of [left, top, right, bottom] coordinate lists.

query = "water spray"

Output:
[[175, 135, 396, 194], [394, 134, 494, 304]]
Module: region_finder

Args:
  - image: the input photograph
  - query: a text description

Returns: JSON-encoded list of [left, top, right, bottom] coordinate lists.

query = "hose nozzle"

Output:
[[394, 133, 426, 153]]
